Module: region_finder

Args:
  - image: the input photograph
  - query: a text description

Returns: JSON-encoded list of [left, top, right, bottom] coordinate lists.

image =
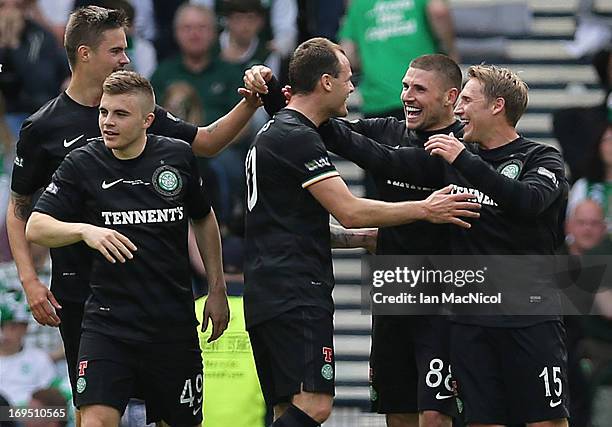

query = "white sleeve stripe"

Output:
[[302, 171, 340, 188]]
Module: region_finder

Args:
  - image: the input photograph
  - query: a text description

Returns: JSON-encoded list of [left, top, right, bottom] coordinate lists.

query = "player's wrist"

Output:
[[208, 283, 227, 295], [412, 200, 429, 221], [21, 275, 42, 290]]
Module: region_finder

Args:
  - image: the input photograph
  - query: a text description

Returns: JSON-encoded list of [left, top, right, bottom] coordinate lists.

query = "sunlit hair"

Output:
[[64, 6, 128, 69], [289, 37, 344, 95], [102, 70, 155, 113], [410, 54, 462, 91], [467, 65, 529, 126]]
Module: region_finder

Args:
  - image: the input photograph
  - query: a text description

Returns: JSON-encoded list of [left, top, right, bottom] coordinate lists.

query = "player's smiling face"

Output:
[[99, 93, 150, 155], [89, 28, 130, 81], [400, 67, 450, 131], [454, 78, 491, 143]]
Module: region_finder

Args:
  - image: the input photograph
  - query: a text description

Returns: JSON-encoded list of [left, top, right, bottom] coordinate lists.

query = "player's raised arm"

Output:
[[191, 89, 263, 157], [308, 176, 479, 229]]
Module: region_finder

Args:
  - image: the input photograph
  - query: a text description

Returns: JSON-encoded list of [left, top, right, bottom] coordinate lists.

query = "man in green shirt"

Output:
[[339, 0, 458, 119]]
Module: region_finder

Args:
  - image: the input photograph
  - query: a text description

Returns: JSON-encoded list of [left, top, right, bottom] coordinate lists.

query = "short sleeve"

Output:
[[33, 152, 84, 221], [11, 119, 49, 195], [282, 128, 339, 188]]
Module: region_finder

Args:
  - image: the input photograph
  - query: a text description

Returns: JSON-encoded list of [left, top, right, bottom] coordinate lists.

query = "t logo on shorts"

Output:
[[322, 347, 333, 363], [78, 360, 88, 376]]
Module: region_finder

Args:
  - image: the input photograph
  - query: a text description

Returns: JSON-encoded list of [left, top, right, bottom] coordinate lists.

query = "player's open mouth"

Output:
[[405, 106, 422, 119], [104, 130, 119, 136]]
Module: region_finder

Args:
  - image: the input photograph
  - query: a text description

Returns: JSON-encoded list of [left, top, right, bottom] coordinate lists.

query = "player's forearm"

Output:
[[335, 198, 427, 228], [6, 195, 39, 285], [321, 120, 442, 186], [192, 99, 258, 157], [453, 150, 561, 216], [25, 212, 89, 248], [329, 223, 377, 250], [192, 211, 226, 294]]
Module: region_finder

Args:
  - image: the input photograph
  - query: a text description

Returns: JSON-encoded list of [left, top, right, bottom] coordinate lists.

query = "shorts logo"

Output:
[[435, 392, 454, 400], [78, 361, 88, 376], [76, 377, 87, 394], [498, 160, 523, 179], [152, 165, 182, 197], [321, 363, 333, 381], [322, 347, 333, 363]]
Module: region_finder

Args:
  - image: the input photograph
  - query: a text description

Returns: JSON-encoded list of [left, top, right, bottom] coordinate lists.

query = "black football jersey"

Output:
[[11, 91, 198, 303], [320, 120, 568, 327], [332, 117, 465, 255], [244, 109, 340, 328], [33, 135, 210, 342]]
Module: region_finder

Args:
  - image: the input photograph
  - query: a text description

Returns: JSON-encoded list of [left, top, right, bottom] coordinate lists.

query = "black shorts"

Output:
[[75, 331, 203, 427], [370, 315, 457, 417], [248, 306, 335, 406], [451, 321, 570, 424], [57, 299, 84, 405]]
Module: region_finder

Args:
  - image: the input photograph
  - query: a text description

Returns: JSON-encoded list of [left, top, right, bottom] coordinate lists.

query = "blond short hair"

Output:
[[102, 70, 155, 113], [467, 65, 528, 126]]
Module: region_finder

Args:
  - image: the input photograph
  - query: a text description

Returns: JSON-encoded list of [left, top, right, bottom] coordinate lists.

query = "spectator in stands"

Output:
[[340, 0, 458, 122], [554, 47, 611, 182], [196, 0, 298, 68], [338, 0, 458, 197], [219, 0, 279, 74], [0, 291, 55, 406], [567, 125, 612, 232], [24, 388, 68, 427], [152, 4, 248, 224], [566, 199, 608, 256], [563, 199, 612, 427], [151, 4, 242, 130], [0, 0, 69, 136]]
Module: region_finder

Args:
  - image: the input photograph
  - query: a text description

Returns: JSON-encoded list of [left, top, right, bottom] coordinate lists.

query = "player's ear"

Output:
[[321, 74, 333, 92], [77, 45, 91, 63], [446, 88, 459, 106], [491, 97, 505, 116], [143, 112, 155, 129]]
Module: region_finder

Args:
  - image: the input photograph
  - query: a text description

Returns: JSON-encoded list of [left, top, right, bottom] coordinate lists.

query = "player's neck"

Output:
[[478, 125, 520, 150], [112, 134, 147, 160], [286, 96, 330, 127], [423, 115, 457, 133], [66, 73, 104, 107]]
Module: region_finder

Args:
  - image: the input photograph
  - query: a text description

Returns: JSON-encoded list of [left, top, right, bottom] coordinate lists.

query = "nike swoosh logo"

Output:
[[192, 406, 201, 416], [64, 134, 84, 148], [549, 399, 562, 408], [435, 392, 454, 400], [101, 179, 123, 189]]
